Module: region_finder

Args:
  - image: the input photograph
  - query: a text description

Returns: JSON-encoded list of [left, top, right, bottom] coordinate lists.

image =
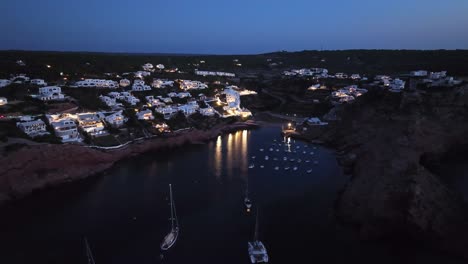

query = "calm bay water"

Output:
[[0, 125, 463, 264]]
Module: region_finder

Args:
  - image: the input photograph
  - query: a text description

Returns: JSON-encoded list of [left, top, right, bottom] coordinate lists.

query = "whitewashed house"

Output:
[[429, 71, 447, 80], [152, 79, 174, 88], [156, 64, 165, 70], [199, 107, 215, 116], [77, 113, 106, 136], [178, 104, 198, 116], [389, 79, 406, 93], [132, 79, 151, 91], [0, 97, 7, 106], [0, 79, 12, 88], [180, 80, 208, 90], [39, 86, 65, 101], [120, 79, 131, 87], [195, 70, 235, 77], [17, 119, 49, 137], [105, 111, 127, 127], [155, 106, 179, 119], [411, 70, 428, 77], [76, 79, 118, 88], [350, 74, 361, 80], [142, 63, 154, 72], [137, 109, 154, 120], [16, 60, 26, 66], [134, 71, 151, 78], [99, 95, 117, 107], [306, 117, 328, 126], [30, 79, 47, 86], [50, 119, 81, 142]]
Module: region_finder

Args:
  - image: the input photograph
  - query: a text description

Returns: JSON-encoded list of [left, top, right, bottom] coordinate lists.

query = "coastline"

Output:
[[0, 120, 259, 206]]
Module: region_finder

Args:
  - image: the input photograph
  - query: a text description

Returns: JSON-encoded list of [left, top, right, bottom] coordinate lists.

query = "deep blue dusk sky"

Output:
[[1, 0, 467, 54]]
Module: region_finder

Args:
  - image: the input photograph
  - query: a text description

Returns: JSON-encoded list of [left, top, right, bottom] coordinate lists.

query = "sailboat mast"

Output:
[[169, 184, 174, 229], [84, 237, 96, 264]]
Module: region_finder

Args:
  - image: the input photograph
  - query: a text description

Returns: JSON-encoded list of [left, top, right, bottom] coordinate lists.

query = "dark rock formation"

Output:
[[320, 86, 468, 259]]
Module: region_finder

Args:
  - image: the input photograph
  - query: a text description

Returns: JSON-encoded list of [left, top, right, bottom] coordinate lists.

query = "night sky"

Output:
[[1, 0, 467, 54]]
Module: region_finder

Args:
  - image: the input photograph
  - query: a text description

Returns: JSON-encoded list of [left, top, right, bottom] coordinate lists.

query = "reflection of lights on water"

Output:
[[241, 130, 248, 175], [215, 135, 222, 178]]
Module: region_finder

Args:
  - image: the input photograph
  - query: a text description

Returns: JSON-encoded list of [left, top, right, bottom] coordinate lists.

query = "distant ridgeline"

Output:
[[1, 50, 468, 78]]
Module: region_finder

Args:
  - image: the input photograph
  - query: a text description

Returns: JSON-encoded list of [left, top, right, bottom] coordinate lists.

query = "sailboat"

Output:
[[161, 184, 179, 251], [84, 237, 96, 264], [248, 209, 269, 263]]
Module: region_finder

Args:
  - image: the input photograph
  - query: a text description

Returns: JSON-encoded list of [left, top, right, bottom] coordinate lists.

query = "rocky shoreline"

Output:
[[313, 86, 468, 259], [0, 121, 259, 206]]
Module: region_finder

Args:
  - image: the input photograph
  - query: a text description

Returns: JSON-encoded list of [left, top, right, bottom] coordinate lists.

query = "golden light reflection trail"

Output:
[[240, 130, 248, 177], [226, 133, 234, 178], [215, 135, 222, 179]]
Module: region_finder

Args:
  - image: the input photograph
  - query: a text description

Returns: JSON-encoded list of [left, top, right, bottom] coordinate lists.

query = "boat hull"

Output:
[[160, 228, 179, 251]]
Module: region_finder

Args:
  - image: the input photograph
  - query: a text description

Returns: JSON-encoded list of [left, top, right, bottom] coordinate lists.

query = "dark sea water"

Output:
[[0, 125, 464, 264]]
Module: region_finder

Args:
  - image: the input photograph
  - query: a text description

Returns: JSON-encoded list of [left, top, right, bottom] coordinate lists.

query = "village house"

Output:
[[156, 64, 165, 70], [136, 109, 154, 120], [39, 86, 65, 101], [332, 85, 368, 103], [388, 79, 406, 93], [411, 70, 428, 77], [30, 79, 47, 86], [306, 117, 328, 126], [132, 79, 151, 91], [76, 79, 118, 88], [0, 79, 11, 88], [429, 71, 447, 80], [77, 113, 106, 136], [134, 71, 151, 78], [178, 101, 199, 116], [142, 63, 154, 72], [16, 119, 49, 137], [152, 79, 174, 88], [99, 95, 118, 107], [194, 70, 235, 77], [155, 106, 179, 119], [16, 60, 26, 66], [0, 97, 7, 106], [180, 80, 208, 90], [158, 97, 173, 104], [153, 122, 170, 133], [199, 107, 216, 116], [119, 79, 131, 87], [50, 119, 81, 142], [104, 111, 127, 127], [145, 96, 165, 107], [350, 74, 361, 80]]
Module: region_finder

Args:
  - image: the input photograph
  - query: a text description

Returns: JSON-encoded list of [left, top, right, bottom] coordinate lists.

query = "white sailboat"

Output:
[[84, 237, 96, 264], [245, 175, 252, 212], [248, 209, 269, 263], [161, 184, 179, 251]]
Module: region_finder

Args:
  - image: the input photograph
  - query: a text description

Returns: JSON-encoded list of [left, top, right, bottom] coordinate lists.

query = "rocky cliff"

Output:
[[0, 122, 257, 205], [319, 85, 468, 258]]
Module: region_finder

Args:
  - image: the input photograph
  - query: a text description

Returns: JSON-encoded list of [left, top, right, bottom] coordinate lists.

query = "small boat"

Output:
[[289, 159, 295, 162], [245, 197, 252, 212], [293, 166, 298, 171], [296, 146, 300, 149], [248, 209, 269, 263], [252, 156, 256, 159], [284, 167, 290, 170], [264, 156, 269, 161], [84, 237, 96, 264], [307, 169, 313, 173], [273, 157, 278, 161], [274, 166, 279, 170], [313, 160, 319, 164], [310, 152, 314, 155], [297, 159, 302, 163], [269, 148, 273, 152], [305, 160, 310, 163], [161, 184, 179, 251], [283, 157, 287, 161], [249, 164, 255, 169], [303, 151, 307, 154], [276, 149, 279, 152], [260, 148, 264, 152], [260, 165, 265, 169]]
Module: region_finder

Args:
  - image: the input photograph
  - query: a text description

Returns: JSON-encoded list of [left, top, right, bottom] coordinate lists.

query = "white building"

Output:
[[350, 74, 361, 80], [411, 70, 428, 77], [142, 63, 154, 72], [30, 79, 47, 86], [120, 79, 131, 87], [223, 87, 241, 109], [137, 109, 154, 120], [306, 117, 328, 126], [132, 79, 151, 91], [99, 95, 117, 107], [155, 106, 179, 119], [429, 71, 447, 80], [388, 79, 406, 93], [76, 79, 118, 88], [134, 71, 151, 78], [105, 111, 127, 127], [199, 107, 215, 116], [180, 80, 208, 90], [332, 85, 368, 103], [156, 64, 165, 70], [0, 79, 11, 88], [0, 97, 7, 106], [122, 93, 140, 106], [16, 60, 26, 66], [50, 119, 81, 142], [17, 119, 49, 137], [77, 113, 106, 136], [152, 79, 174, 88], [39, 86, 65, 101], [194, 70, 235, 77]]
